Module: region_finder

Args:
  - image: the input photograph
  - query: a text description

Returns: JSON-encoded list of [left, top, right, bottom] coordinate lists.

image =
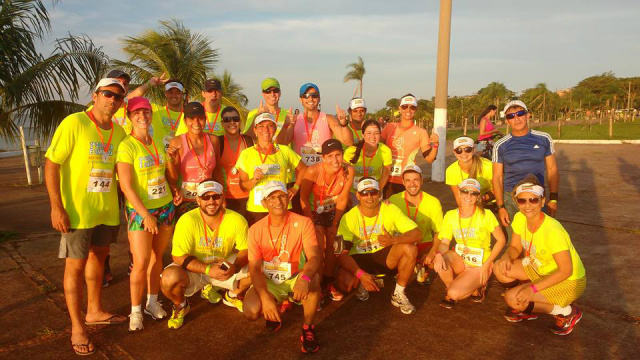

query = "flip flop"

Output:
[[85, 314, 127, 325], [71, 341, 96, 356]]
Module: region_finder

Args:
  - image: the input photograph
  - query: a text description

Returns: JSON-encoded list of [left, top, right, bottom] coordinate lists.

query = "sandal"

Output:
[[439, 297, 456, 309], [85, 314, 127, 325], [71, 341, 96, 356]]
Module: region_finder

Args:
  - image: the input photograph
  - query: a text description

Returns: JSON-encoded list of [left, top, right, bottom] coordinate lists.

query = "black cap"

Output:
[[184, 102, 206, 118], [321, 139, 342, 155], [204, 79, 222, 92], [106, 69, 130, 82]]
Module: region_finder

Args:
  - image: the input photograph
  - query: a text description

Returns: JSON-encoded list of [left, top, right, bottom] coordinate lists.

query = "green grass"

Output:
[[446, 119, 640, 140]]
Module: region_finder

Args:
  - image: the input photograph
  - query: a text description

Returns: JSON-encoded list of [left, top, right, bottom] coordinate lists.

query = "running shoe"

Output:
[[550, 304, 583, 335], [128, 312, 144, 332], [300, 324, 319, 353], [316, 294, 327, 312], [201, 284, 222, 304], [280, 299, 293, 314], [504, 308, 539, 323], [222, 291, 244, 313], [415, 264, 427, 284], [355, 284, 369, 302], [168, 302, 190, 329], [469, 286, 486, 303], [391, 292, 416, 315], [327, 284, 344, 301], [144, 301, 167, 320], [439, 297, 456, 310], [266, 320, 282, 331]]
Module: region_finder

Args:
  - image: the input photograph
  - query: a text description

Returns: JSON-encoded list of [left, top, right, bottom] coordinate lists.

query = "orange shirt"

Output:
[[220, 135, 250, 199], [381, 122, 430, 184], [248, 212, 317, 274]]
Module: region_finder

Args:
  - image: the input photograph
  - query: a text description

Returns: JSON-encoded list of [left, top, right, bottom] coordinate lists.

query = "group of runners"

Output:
[[44, 71, 586, 356]]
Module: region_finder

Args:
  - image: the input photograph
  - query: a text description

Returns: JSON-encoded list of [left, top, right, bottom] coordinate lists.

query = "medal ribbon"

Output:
[[200, 209, 225, 247], [256, 143, 274, 164], [359, 207, 381, 241], [86, 111, 114, 159], [268, 214, 290, 258], [133, 134, 160, 166], [457, 207, 477, 248], [303, 111, 320, 143], [404, 192, 422, 221], [224, 135, 247, 167], [317, 165, 340, 210], [361, 144, 379, 177], [187, 134, 209, 170], [349, 122, 362, 141], [203, 103, 221, 132], [165, 105, 184, 131]]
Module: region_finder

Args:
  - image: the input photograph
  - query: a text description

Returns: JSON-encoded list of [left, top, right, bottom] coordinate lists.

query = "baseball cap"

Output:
[[197, 180, 224, 196], [458, 178, 481, 192], [204, 79, 222, 92], [165, 81, 184, 92], [262, 181, 288, 198], [400, 95, 418, 107], [503, 100, 528, 114], [356, 178, 380, 193], [299, 82, 320, 97], [453, 137, 474, 149], [254, 112, 276, 125], [95, 78, 126, 92], [515, 183, 544, 197], [401, 164, 422, 176], [321, 139, 342, 155], [106, 69, 130, 82], [184, 102, 206, 118], [349, 98, 367, 110], [128, 97, 152, 112], [261, 78, 280, 91]]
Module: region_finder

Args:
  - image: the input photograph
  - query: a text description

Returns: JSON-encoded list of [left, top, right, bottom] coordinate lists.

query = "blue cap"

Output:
[[299, 82, 320, 97]]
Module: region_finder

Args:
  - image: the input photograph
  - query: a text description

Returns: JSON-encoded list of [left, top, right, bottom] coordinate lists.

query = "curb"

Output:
[[553, 140, 640, 144]]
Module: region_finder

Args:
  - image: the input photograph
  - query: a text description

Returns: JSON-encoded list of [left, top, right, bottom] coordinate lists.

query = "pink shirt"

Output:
[[381, 122, 429, 184], [293, 112, 331, 166], [179, 134, 216, 200], [478, 116, 495, 141]]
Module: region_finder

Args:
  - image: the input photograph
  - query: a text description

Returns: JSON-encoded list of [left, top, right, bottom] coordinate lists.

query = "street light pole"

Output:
[[431, 0, 452, 182]]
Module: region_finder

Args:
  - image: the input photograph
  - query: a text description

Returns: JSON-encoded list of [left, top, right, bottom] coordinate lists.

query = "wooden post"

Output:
[[35, 139, 43, 184], [19, 126, 33, 185], [463, 117, 468, 135], [609, 109, 614, 138]]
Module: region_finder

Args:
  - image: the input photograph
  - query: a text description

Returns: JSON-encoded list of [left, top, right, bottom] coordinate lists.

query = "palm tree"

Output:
[[0, 0, 109, 140], [213, 69, 249, 119], [343, 56, 366, 98], [112, 18, 218, 102]]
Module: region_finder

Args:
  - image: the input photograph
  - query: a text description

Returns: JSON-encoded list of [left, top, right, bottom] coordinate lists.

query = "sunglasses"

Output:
[[99, 90, 125, 101], [222, 116, 240, 123], [200, 193, 222, 201], [505, 110, 527, 120], [454, 147, 474, 154], [460, 188, 481, 196], [359, 189, 379, 197], [400, 105, 417, 111], [516, 197, 541, 205], [263, 88, 281, 94], [301, 93, 320, 99]]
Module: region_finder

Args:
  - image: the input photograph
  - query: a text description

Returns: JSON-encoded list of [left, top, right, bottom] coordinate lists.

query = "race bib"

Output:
[[391, 159, 404, 177], [255, 164, 281, 176], [87, 169, 113, 193], [300, 145, 321, 166], [356, 238, 382, 254], [181, 181, 198, 200], [148, 177, 168, 200], [316, 195, 337, 214], [455, 244, 484, 267], [163, 134, 174, 150], [263, 261, 292, 285], [254, 185, 266, 205]]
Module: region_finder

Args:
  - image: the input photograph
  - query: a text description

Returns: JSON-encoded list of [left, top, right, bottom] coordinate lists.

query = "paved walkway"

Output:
[[0, 144, 639, 359]]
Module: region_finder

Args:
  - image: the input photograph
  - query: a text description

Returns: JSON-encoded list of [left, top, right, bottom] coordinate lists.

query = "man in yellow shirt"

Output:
[[175, 79, 226, 136], [160, 180, 251, 329], [243, 78, 292, 144], [335, 178, 422, 315], [389, 165, 443, 285], [45, 78, 128, 356]]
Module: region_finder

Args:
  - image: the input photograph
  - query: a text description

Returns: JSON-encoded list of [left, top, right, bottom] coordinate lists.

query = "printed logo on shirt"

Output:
[[454, 227, 477, 239], [89, 142, 114, 156], [534, 145, 540, 149], [138, 154, 164, 169]]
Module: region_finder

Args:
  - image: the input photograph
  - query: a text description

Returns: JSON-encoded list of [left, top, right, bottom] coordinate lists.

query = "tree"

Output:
[[0, 0, 109, 139], [112, 18, 218, 102], [343, 56, 366, 98], [476, 82, 514, 109]]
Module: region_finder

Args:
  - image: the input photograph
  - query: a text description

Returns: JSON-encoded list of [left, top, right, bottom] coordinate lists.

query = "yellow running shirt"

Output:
[[45, 112, 126, 229], [439, 208, 499, 264], [243, 108, 289, 138], [172, 208, 248, 263], [512, 212, 586, 280], [235, 144, 301, 212], [389, 191, 443, 243], [174, 104, 226, 136], [116, 135, 172, 209], [338, 203, 418, 255], [151, 102, 183, 149], [344, 144, 392, 192], [445, 157, 494, 195]]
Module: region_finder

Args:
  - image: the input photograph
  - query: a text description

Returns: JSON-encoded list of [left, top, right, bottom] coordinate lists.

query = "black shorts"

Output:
[[312, 210, 335, 228], [351, 246, 396, 276]]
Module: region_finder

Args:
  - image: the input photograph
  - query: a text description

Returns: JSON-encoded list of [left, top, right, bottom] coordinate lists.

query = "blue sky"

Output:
[[41, 0, 640, 112]]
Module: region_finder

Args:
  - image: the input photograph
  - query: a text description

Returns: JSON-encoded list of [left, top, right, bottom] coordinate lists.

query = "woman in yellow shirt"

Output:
[[494, 175, 586, 335], [433, 178, 505, 309], [116, 97, 175, 332], [445, 137, 495, 208]]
